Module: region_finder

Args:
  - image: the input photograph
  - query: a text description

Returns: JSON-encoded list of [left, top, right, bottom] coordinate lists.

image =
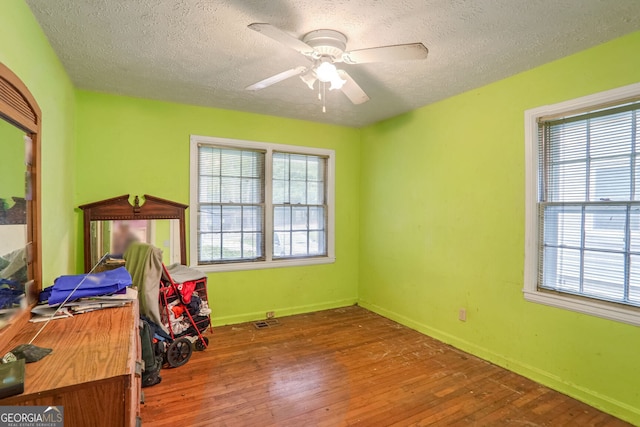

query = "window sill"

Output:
[[523, 288, 640, 327], [191, 256, 336, 273]]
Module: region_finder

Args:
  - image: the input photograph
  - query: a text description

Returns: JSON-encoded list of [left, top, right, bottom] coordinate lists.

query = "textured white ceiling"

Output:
[[25, 0, 640, 127]]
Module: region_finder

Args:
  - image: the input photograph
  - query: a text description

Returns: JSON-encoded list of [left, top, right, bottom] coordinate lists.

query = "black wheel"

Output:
[[195, 336, 209, 351], [166, 338, 192, 368]]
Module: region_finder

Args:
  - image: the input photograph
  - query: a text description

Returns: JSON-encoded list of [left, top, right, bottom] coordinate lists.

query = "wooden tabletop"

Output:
[[0, 303, 137, 399]]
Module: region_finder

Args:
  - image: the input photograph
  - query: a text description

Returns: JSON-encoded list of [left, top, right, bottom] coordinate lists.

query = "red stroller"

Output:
[[159, 264, 212, 355]]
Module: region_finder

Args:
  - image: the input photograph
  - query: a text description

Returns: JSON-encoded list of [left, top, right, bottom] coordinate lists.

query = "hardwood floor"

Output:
[[141, 306, 630, 426]]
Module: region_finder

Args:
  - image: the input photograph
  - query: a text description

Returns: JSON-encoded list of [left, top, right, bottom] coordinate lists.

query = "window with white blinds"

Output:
[[190, 135, 335, 271], [197, 146, 265, 263], [273, 153, 327, 258], [525, 83, 640, 326], [538, 102, 640, 307]]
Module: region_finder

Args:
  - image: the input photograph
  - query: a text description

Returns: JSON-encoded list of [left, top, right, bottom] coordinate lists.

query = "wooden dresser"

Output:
[[0, 302, 141, 426]]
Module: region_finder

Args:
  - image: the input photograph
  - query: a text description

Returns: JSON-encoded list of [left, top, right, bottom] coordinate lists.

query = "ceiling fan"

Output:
[[245, 23, 428, 109]]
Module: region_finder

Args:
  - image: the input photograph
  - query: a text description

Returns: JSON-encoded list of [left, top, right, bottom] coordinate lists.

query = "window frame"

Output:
[[189, 135, 335, 272], [524, 82, 640, 327]]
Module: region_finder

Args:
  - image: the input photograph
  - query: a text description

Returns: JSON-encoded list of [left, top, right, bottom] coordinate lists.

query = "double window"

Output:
[[525, 83, 640, 326], [190, 135, 335, 271]]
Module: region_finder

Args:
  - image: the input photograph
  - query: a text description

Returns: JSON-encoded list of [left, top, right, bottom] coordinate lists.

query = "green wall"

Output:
[[74, 91, 361, 324], [0, 0, 77, 285], [4, 0, 639, 422], [359, 31, 640, 423]]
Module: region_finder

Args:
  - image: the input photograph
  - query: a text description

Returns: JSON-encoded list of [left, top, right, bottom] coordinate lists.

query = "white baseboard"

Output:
[[211, 298, 358, 327]]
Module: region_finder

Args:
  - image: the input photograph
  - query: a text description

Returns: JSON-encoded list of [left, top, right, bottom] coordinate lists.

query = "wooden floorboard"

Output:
[[141, 306, 630, 426]]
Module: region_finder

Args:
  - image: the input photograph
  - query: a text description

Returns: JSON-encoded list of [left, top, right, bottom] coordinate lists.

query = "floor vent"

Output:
[[253, 319, 280, 329]]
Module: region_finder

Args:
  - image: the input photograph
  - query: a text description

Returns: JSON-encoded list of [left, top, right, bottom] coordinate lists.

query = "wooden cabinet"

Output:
[[0, 303, 141, 427]]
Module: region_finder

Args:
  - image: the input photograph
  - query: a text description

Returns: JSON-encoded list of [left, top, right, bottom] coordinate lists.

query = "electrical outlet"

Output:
[[266, 311, 275, 319], [458, 308, 467, 322]]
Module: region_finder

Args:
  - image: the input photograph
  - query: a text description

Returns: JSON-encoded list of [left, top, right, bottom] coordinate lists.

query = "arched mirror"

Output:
[[0, 62, 42, 335]]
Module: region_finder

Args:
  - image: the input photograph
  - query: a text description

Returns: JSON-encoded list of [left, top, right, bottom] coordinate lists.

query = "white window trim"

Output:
[[524, 82, 640, 327], [189, 135, 336, 272]]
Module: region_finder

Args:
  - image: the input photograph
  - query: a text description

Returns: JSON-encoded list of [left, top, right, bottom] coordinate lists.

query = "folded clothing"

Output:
[[48, 266, 132, 305]]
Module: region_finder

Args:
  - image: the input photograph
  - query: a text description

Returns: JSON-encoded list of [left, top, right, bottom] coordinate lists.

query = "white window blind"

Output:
[[538, 101, 640, 307], [197, 145, 265, 263], [272, 152, 327, 258], [190, 135, 335, 271]]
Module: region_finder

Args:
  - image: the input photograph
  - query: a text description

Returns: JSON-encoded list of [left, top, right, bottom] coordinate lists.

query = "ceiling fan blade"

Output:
[[248, 23, 314, 56], [246, 66, 308, 91], [342, 43, 428, 64], [337, 70, 370, 105]]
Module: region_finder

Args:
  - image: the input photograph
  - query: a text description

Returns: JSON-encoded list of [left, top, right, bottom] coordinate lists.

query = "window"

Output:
[[524, 82, 640, 326], [196, 146, 264, 262], [190, 135, 335, 271], [272, 153, 327, 258]]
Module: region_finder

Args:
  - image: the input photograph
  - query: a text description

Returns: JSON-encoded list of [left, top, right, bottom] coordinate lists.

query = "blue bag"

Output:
[[48, 266, 132, 305]]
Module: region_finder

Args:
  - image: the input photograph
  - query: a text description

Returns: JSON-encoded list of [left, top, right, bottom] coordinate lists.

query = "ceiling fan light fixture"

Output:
[[315, 61, 338, 82], [315, 62, 346, 91], [329, 73, 346, 90], [300, 71, 317, 90], [314, 61, 346, 90]]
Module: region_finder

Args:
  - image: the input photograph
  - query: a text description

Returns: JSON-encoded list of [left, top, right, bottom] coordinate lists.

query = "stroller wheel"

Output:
[[166, 337, 192, 368], [195, 336, 209, 351]]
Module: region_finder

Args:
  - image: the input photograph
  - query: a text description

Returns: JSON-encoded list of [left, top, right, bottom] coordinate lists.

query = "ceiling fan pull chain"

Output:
[[322, 83, 327, 113]]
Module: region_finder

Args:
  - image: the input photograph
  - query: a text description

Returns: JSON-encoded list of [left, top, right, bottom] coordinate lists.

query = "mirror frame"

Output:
[[0, 62, 42, 295], [79, 194, 188, 272], [0, 62, 42, 342]]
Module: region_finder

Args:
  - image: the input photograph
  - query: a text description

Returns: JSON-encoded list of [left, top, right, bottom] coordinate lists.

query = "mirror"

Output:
[[0, 120, 29, 323], [89, 219, 182, 267], [79, 194, 188, 272], [0, 62, 42, 336]]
